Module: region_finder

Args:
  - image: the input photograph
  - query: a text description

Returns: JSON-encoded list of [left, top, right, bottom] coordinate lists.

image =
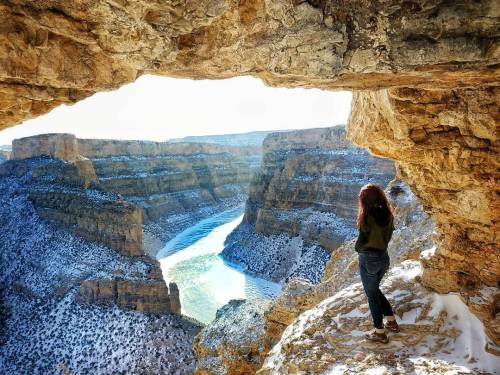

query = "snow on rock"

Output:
[[221, 223, 330, 284], [194, 299, 273, 375], [0, 174, 202, 374], [259, 261, 500, 375], [220, 126, 395, 285]]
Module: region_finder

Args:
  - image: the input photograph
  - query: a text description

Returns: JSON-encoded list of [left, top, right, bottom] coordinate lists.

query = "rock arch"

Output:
[[1, 0, 498, 341]]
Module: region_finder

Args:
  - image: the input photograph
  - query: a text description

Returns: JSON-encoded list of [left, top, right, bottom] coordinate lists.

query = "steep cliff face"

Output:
[[222, 126, 395, 283], [0, 155, 144, 256], [78, 278, 181, 315], [5, 134, 253, 255], [169, 130, 276, 176], [348, 87, 500, 343], [77, 138, 253, 247], [1, 0, 499, 369], [0, 1, 497, 333]]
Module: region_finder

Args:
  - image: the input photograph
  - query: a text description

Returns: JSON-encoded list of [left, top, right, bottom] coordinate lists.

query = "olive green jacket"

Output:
[[355, 214, 395, 252]]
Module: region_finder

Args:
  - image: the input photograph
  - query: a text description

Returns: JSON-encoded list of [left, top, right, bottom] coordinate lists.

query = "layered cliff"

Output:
[[222, 126, 395, 283], [2, 140, 143, 256], [0, 0, 496, 130], [169, 130, 279, 177], [76, 137, 253, 248], [348, 87, 500, 316], [5, 134, 253, 255], [0, 0, 499, 371], [0, 173, 200, 374], [0, 0, 497, 319], [0, 136, 196, 372]]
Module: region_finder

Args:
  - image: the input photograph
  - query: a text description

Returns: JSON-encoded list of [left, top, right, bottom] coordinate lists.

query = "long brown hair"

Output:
[[357, 183, 393, 231]]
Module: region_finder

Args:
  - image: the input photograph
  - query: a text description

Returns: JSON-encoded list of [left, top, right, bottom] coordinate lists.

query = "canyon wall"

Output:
[[77, 137, 253, 247], [0, 0, 498, 371], [5, 134, 254, 254], [0, 154, 144, 256], [197, 181, 499, 374], [348, 87, 499, 294], [222, 126, 395, 283], [0, 171, 200, 373], [78, 279, 181, 315]]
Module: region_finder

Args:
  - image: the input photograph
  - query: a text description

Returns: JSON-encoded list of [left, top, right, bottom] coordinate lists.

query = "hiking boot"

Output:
[[364, 330, 389, 344], [385, 320, 400, 333]]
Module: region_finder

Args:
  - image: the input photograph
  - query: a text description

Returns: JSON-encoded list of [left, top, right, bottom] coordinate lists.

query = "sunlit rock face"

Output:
[[0, 1, 496, 296], [0, 0, 499, 363], [3, 133, 253, 254], [222, 126, 395, 283], [259, 261, 500, 375], [198, 180, 499, 374], [0, 156, 143, 256], [78, 278, 181, 315], [244, 126, 395, 240], [12, 133, 79, 161], [348, 87, 500, 344], [0, 0, 497, 130]]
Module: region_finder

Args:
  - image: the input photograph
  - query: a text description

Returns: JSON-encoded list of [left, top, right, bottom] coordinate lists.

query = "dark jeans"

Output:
[[358, 250, 393, 329]]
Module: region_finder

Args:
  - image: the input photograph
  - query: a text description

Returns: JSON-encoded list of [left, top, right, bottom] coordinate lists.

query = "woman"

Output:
[[355, 183, 399, 344]]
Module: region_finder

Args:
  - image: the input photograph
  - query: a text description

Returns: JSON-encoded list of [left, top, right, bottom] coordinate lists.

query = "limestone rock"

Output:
[[194, 299, 273, 375], [77, 137, 253, 248], [259, 261, 500, 375], [0, 179, 201, 373], [195, 180, 436, 374], [12, 133, 79, 162], [3, 133, 254, 255], [29, 190, 144, 256], [0, 156, 143, 255], [347, 87, 499, 342], [0, 0, 498, 130], [78, 277, 181, 315]]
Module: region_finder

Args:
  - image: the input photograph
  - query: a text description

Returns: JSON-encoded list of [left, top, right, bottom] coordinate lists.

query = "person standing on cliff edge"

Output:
[[355, 183, 400, 344]]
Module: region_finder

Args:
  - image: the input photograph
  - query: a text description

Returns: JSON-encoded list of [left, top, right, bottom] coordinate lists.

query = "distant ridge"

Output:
[[168, 130, 288, 147]]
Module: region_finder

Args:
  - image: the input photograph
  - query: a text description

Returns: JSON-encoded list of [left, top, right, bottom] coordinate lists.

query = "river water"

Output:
[[157, 207, 282, 324]]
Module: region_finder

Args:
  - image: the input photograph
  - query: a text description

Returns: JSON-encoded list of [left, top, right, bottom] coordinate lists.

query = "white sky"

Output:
[[0, 75, 352, 145]]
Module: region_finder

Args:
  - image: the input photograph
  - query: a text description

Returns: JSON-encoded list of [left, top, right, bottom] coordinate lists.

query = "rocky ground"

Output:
[[0, 174, 203, 374], [260, 261, 500, 375]]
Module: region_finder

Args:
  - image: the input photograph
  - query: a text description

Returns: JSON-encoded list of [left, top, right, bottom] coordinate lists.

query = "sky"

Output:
[[0, 75, 352, 145]]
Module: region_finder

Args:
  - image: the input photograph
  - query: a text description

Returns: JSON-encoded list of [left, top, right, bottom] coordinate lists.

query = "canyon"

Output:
[[0, 0, 499, 374], [0, 132, 256, 373], [0, 0, 496, 313]]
